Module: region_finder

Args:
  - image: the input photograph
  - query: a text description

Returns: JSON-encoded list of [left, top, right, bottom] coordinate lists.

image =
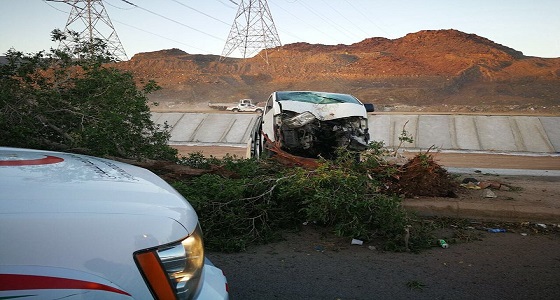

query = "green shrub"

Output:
[[171, 148, 437, 253]]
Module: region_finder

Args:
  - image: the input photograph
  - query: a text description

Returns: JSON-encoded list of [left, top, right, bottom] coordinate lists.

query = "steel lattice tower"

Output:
[[48, 0, 128, 61], [221, 0, 281, 63]]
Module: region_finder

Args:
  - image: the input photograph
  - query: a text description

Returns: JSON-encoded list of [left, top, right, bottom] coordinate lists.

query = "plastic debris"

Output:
[[351, 239, 364, 245], [482, 189, 497, 198], [314, 245, 325, 252], [536, 223, 547, 229], [438, 239, 449, 249], [461, 178, 503, 190], [487, 228, 506, 233], [461, 182, 481, 189]]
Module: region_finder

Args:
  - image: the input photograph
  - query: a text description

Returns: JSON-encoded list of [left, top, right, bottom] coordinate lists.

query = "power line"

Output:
[[318, 0, 371, 38], [104, 0, 135, 10], [268, 1, 324, 42], [120, 0, 223, 41], [170, 0, 230, 26], [214, 0, 237, 9], [295, 0, 360, 41], [42, 0, 68, 14], [342, 0, 391, 37], [112, 19, 212, 54]]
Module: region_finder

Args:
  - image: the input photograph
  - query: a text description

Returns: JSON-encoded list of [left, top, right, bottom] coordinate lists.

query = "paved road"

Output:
[[209, 225, 560, 300]]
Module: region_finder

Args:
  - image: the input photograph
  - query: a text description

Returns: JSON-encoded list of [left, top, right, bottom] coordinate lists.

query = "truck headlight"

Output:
[[135, 224, 205, 300]]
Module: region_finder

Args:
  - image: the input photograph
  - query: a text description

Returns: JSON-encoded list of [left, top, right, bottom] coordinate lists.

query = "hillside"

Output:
[[118, 29, 560, 114]]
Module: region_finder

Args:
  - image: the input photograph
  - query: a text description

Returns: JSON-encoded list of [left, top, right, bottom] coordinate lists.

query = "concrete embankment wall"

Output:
[[369, 115, 560, 153], [152, 113, 560, 154]]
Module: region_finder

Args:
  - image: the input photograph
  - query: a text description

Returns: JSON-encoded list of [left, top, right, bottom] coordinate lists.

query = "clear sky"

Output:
[[1, 0, 559, 59]]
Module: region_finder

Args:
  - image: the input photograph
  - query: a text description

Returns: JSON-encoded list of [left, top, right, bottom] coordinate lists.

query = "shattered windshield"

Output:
[[276, 91, 361, 105]]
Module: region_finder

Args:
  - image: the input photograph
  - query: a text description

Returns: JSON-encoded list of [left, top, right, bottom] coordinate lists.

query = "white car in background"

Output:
[[255, 91, 374, 158], [0, 147, 229, 300]]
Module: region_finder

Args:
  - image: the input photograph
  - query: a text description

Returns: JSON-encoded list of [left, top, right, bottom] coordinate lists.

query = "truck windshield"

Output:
[[276, 91, 361, 105]]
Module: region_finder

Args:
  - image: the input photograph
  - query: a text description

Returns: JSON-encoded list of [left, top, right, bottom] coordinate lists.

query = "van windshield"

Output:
[[276, 91, 361, 105]]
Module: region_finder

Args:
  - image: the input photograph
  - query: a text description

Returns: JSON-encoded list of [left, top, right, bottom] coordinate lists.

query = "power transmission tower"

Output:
[[48, 0, 128, 61], [221, 0, 281, 63]]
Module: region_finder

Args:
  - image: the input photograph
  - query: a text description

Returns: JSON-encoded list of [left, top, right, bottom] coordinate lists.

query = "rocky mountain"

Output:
[[119, 29, 560, 113]]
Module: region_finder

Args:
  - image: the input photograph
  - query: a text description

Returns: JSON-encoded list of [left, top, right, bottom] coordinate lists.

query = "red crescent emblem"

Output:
[[0, 155, 64, 166]]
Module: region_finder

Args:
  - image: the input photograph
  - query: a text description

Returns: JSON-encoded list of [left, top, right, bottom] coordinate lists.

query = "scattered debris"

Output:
[[482, 189, 497, 198], [314, 245, 325, 252], [351, 239, 364, 245], [461, 177, 505, 191], [478, 181, 502, 189], [438, 239, 449, 248], [461, 182, 481, 189], [404, 225, 411, 251]]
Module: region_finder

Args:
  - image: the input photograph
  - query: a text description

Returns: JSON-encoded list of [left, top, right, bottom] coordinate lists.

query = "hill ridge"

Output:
[[115, 29, 560, 114]]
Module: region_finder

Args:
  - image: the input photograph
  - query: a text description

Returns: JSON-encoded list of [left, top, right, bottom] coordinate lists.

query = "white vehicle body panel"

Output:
[[260, 91, 371, 158], [277, 101, 367, 120], [0, 147, 228, 299]]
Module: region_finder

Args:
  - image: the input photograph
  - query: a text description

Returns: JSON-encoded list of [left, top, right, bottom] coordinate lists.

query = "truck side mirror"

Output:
[[364, 103, 375, 112]]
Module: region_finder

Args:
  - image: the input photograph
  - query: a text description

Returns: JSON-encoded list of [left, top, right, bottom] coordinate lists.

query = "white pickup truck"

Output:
[[226, 99, 264, 113], [0, 147, 229, 299]]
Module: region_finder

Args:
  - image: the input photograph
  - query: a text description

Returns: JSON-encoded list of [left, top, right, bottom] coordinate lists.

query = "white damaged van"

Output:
[[0, 147, 229, 299]]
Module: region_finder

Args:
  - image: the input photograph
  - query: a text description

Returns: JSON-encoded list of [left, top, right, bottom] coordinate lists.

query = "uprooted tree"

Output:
[[137, 146, 459, 253], [0, 30, 177, 160]]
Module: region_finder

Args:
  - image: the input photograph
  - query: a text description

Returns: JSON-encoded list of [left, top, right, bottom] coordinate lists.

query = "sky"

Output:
[[1, 0, 559, 60]]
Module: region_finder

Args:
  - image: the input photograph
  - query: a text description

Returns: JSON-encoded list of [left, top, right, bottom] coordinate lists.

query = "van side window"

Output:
[[265, 96, 273, 114]]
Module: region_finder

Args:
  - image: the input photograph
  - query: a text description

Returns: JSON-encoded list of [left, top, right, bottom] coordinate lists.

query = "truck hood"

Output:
[[278, 101, 367, 120], [0, 147, 198, 234]]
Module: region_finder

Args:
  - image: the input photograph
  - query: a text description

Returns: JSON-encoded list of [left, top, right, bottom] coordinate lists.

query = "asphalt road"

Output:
[[209, 226, 560, 300]]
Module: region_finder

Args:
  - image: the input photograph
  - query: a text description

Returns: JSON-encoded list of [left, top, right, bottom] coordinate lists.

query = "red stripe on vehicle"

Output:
[[0, 274, 131, 296], [0, 155, 64, 166]]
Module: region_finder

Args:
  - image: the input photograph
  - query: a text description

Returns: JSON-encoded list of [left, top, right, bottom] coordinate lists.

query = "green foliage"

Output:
[[172, 159, 302, 252], [171, 148, 437, 253], [393, 120, 414, 156], [0, 30, 176, 160], [290, 152, 417, 247]]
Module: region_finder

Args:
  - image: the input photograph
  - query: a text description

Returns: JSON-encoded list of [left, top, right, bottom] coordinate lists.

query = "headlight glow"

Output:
[[135, 224, 205, 300]]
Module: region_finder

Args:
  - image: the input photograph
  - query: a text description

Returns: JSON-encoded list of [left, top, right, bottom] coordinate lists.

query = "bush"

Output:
[[0, 30, 176, 160], [170, 150, 438, 253]]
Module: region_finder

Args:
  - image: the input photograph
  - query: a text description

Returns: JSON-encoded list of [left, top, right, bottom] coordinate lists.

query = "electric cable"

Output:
[[120, 0, 223, 41], [112, 19, 213, 54], [170, 0, 230, 26]]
